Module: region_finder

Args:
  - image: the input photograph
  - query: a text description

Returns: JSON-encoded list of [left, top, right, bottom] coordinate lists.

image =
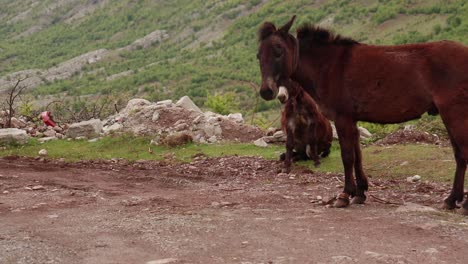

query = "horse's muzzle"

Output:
[[277, 86, 288, 104], [259, 77, 278, 100]]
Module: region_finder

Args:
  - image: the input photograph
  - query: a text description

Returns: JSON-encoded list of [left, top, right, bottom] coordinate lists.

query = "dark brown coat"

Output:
[[278, 79, 332, 172], [257, 16, 468, 210]]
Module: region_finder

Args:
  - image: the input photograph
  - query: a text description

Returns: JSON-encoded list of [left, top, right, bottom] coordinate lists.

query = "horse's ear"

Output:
[[259, 22, 277, 40], [279, 15, 296, 34]]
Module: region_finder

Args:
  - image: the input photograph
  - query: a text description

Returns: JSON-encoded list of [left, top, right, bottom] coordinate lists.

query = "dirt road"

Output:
[[1, 156, 467, 264]]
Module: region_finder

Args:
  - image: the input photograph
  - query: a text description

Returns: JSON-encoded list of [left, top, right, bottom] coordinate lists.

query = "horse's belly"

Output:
[[358, 98, 432, 124]]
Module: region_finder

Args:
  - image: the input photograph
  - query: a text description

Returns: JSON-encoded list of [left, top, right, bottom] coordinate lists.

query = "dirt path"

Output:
[[1, 156, 467, 264]]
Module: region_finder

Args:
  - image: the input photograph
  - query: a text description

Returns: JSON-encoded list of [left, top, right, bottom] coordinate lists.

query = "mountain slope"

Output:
[[0, 0, 467, 116]]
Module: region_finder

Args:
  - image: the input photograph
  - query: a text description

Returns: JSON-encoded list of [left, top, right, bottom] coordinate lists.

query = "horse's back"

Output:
[[342, 40, 468, 123]]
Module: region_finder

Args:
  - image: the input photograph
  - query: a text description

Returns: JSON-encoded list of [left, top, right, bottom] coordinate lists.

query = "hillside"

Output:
[[0, 0, 467, 121]]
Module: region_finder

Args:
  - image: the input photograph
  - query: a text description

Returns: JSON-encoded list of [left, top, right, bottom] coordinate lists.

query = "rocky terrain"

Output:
[[0, 155, 467, 263]]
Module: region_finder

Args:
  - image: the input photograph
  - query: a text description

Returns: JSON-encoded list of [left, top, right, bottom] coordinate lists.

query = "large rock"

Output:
[[67, 119, 102, 139], [103, 123, 123, 134], [330, 123, 372, 140], [122, 99, 151, 114], [176, 96, 202, 113], [358, 127, 372, 139], [0, 128, 30, 145]]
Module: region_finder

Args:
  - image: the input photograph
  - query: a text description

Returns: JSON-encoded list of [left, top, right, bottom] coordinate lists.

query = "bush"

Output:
[[205, 92, 239, 115]]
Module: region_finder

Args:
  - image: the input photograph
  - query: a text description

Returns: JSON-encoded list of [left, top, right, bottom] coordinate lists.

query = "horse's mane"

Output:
[[297, 24, 359, 46]]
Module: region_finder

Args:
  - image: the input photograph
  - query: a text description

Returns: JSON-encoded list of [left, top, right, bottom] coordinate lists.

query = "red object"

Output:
[[41, 111, 56, 127]]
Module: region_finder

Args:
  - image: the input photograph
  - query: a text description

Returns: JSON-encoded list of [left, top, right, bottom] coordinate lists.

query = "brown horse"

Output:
[[278, 78, 332, 172], [257, 16, 468, 212]]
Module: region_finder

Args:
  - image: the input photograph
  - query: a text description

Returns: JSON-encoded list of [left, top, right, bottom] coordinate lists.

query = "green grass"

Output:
[[299, 143, 456, 184], [0, 135, 284, 162], [0, 135, 458, 185]]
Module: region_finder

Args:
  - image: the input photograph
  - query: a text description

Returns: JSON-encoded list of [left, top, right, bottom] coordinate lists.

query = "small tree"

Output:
[[2, 78, 27, 128]]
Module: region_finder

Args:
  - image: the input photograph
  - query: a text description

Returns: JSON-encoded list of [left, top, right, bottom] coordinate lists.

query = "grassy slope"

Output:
[[1, 0, 467, 114], [0, 136, 457, 185]]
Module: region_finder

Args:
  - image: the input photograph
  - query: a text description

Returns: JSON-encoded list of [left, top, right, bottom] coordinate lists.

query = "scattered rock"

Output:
[[38, 149, 48, 156], [254, 138, 268, 147], [406, 175, 421, 183], [146, 258, 178, 264], [32, 185, 45, 191], [43, 128, 56, 137], [226, 113, 243, 123]]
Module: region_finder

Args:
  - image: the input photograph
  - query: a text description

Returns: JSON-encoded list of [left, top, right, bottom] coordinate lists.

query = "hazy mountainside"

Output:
[[0, 0, 467, 118]]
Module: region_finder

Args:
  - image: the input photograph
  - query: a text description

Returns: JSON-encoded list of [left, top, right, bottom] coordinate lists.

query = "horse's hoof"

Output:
[[351, 195, 366, 205], [314, 162, 321, 168], [457, 207, 468, 216], [334, 193, 350, 208], [279, 153, 286, 161], [442, 198, 457, 210], [281, 168, 291, 174]]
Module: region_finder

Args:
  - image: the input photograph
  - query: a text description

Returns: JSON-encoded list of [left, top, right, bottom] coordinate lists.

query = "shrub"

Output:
[[205, 92, 239, 115]]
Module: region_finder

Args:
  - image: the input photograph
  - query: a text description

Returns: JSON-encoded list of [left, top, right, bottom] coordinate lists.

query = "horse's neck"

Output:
[[293, 45, 349, 99], [303, 45, 345, 76]]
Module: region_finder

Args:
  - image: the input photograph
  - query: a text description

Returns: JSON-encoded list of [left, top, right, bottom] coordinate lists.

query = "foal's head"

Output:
[[277, 79, 302, 104], [257, 16, 298, 101]]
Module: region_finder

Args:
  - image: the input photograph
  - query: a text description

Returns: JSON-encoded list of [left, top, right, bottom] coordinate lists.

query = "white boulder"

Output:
[[176, 96, 202, 113], [67, 119, 103, 139], [0, 128, 29, 145]]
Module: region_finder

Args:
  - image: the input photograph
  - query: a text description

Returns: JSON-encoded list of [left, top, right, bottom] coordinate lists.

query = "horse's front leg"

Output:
[[352, 131, 368, 204], [334, 118, 358, 208], [283, 128, 294, 173]]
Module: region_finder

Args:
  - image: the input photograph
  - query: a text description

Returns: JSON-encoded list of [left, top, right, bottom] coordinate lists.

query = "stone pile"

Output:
[[102, 96, 263, 144]]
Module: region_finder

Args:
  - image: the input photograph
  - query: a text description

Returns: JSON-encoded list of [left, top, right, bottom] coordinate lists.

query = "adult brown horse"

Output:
[[257, 16, 468, 212]]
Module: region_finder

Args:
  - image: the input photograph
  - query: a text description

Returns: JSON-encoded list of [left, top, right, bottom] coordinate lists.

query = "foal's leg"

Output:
[[334, 118, 358, 208], [306, 126, 320, 167], [351, 133, 369, 204], [283, 127, 295, 173]]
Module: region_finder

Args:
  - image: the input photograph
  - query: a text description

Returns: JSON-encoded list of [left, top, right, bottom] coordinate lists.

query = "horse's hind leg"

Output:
[[443, 132, 467, 211], [436, 93, 468, 212]]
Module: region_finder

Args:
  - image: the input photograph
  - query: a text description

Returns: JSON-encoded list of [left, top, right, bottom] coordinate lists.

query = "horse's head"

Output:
[[277, 78, 301, 104], [257, 16, 298, 101]]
